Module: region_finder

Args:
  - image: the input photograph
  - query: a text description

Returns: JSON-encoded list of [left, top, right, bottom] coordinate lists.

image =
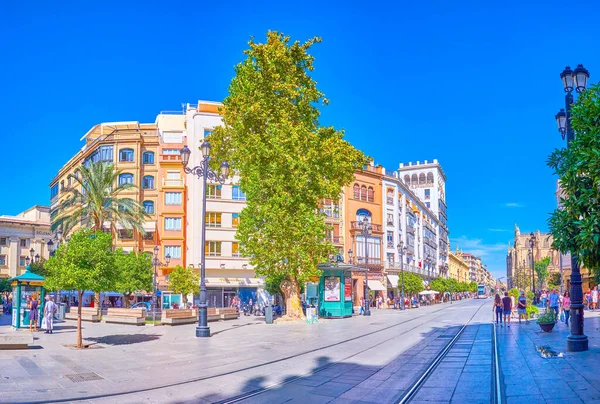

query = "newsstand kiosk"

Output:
[[317, 264, 353, 318], [11, 268, 46, 329]]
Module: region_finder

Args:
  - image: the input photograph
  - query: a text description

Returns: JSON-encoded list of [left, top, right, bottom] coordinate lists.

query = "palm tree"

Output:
[[53, 161, 149, 306]]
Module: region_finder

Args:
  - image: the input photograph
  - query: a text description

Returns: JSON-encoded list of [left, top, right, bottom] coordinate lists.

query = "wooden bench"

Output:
[[0, 334, 34, 349], [65, 307, 100, 322], [103, 308, 145, 325], [161, 309, 196, 325], [207, 308, 220, 322], [216, 307, 239, 320]]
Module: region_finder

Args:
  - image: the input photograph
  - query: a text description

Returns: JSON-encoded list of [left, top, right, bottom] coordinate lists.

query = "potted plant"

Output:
[[527, 305, 539, 319], [536, 310, 556, 332]]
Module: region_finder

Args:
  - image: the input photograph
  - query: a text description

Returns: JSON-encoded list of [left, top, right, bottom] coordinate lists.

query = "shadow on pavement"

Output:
[[84, 333, 161, 345]]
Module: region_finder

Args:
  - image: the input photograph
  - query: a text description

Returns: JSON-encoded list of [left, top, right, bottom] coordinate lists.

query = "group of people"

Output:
[[584, 286, 599, 310], [494, 289, 572, 327], [27, 295, 58, 334]]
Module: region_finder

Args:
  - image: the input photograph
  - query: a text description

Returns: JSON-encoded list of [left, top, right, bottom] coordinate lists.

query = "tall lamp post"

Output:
[[151, 246, 170, 319], [529, 232, 536, 293], [397, 241, 408, 310], [180, 142, 230, 338], [555, 64, 590, 352], [359, 216, 372, 316]]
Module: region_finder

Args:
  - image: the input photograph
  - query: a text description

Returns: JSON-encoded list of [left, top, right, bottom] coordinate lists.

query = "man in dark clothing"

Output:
[[502, 292, 512, 327]]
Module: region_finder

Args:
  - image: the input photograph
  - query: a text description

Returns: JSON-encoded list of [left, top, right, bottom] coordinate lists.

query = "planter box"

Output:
[[539, 322, 555, 332]]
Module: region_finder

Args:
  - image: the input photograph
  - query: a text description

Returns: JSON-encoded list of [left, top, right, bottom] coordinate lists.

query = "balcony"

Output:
[[350, 221, 382, 233], [160, 154, 182, 163], [329, 235, 344, 245], [163, 178, 184, 187]]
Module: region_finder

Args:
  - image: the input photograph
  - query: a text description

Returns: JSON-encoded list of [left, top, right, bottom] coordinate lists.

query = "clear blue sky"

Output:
[[2, 1, 599, 278]]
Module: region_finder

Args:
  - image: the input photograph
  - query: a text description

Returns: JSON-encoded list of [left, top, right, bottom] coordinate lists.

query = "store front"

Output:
[[200, 277, 265, 308]]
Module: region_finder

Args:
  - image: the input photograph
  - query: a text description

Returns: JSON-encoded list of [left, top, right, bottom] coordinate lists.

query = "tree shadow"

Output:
[[84, 334, 161, 346]]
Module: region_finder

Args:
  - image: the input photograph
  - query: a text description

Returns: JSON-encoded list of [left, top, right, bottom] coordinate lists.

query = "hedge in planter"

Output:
[[537, 310, 557, 332]]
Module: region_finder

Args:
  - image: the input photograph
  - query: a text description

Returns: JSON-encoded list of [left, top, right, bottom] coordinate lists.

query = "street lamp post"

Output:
[[554, 64, 590, 352], [359, 217, 372, 316], [397, 241, 408, 310], [151, 245, 170, 322], [529, 232, 536, 293], [180, 142, 230, 338]]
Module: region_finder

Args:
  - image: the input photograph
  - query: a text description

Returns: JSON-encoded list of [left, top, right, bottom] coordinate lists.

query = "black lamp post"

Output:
[[529, 232, 536, 293], [180, 142, 230, 338], [348, 249, 353, 265], [397, 241, 408, 310], [555, 64, 590, 352], [152, 245, 170, 315], [359, 216, 372, 316]]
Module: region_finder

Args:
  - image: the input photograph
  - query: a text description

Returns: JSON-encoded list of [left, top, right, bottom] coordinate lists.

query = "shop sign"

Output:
[[35, 229, 53, 237], [324, 276, 341, 302], [344, 277, 352, 302]]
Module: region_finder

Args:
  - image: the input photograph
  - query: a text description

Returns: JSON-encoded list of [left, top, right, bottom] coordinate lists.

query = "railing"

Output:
[[330, 236, 343, 244], [350, 221, 382, 232], [160, 154, 181, 162], [163, 178, 183, 187]]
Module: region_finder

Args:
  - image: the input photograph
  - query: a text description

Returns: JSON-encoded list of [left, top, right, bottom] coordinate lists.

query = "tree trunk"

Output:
[[280, 274, 304, 320], [77, 291, 83, 349], [124, 294, 131, 308], [94, 292, 101, 312]]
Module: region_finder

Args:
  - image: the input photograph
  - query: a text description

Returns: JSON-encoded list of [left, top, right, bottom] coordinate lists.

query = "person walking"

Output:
[[43, 295, 57, 334], [493, 294, 503, 326], [517, 291, 529, 324], [502, 292, 512, 327], [562, 292, 571, 326], [541, 290, 547, 308], [359, 296, 365, 315], [549, 289, 560, 318], [592, 286, 598, 311], [29, 296, 39, 332], [586, 290, 592, 311]]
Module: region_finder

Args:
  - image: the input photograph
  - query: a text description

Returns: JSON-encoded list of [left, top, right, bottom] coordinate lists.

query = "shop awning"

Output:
[[143, 222, 156, 232], [204, 277, 265, 288], [367, 280, 386, 291], [387, 275, 399, 287]]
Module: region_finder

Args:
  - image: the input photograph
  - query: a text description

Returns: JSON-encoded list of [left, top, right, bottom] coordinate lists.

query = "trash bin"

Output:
[[265, 305, 273, 324], [57, 303, 66, 320]]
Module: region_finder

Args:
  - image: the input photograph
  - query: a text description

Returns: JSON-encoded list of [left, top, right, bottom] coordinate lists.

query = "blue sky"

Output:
[[2, 1, 599, 278]]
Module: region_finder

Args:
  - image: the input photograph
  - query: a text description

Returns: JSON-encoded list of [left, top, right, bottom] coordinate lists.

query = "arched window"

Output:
[[142, 175, 155, 189], [119, 148, 134, 162], [411, 174, 418, 183], [353, 184, 360, 199], [356, 208, 372, 222], [118, 173, 134, 185], [427, 172, 434, 183], [367, 187, 374, 202], [360, 185, 367, 201], [143, 201, 155, 214], [419, 173, 426, 184], [143, 152, 155, 164], [404, 175, 410, 185]]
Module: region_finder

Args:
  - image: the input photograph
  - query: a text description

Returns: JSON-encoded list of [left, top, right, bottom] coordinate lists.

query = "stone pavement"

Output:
[[496, 309, 600, 404], [0, 299, 489, 403]]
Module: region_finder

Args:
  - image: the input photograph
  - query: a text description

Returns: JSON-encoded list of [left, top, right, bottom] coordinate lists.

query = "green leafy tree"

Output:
[[209, 31, 367, 318], [468, 281, 478, 293], [430, 278, 450, 301], [513, 267, 530, 291], [167, 265, 199, 305], [401, 272, 424, 296], [547, 272, 561, 290], [547, 83, 600, 276], [534, 257, 551, 289], [53, 161, 149, 307], [28, 260, 48, 279], [0, 278, 11, 302], [45, 230, 116, 348], [113, 250, 153, 308]]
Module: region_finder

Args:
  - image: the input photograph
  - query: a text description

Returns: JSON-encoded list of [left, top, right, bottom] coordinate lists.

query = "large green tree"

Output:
[[534, 257, 551, 289], [209, 31, 366, 318], [168, 265, 199, 305], [45, 230, 116, 348], [53, 162, 148, 307], [548, 83, 600, 275], [113, 250, 153, 308], [401, 272, 424, 296]]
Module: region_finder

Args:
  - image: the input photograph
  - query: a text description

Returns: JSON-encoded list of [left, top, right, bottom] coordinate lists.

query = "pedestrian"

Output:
[[517, 291, 529, 324], [549, 289, 560, 317], [29, 295, 39, 332], [562, 291, 571, 326], [493, 294, 503, 326], [586, 291, 592, 310], [115, 297, 122, 308], [359, 296, 365, 315], [541, 290, 547, 308], [43, 295, 57, 334], [502, 292, 512, 327], [510, 293, 516, 319], [592, 286, 598, 311]]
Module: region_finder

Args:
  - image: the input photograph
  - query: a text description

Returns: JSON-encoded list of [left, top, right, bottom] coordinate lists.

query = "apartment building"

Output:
[[0, 206, 52, 278], [449, 247, 469, 284]]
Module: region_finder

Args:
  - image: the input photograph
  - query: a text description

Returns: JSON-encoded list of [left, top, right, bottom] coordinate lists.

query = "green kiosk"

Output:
[[11, 268, 46, 329], [318, 264, 353, 318]]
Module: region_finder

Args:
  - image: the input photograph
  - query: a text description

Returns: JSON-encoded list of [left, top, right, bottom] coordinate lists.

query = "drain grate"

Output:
[[65, 372, 104, 383]]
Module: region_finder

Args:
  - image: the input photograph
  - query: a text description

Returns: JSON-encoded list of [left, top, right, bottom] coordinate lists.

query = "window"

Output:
[[51, 184, 58, 200], [143, 152, 155, 164], [386, 188, 393, 205], [425, 189, 431, 200], [426, 202, 430, 209], [164, 218, 182, 231], [67, 176, 71, 187], [387, 213, 394, 226], [206, 185, 222, 199], [360, 185, 367, 201], [419, 173, 426, 184], [164, 246, 181, 259], [20, 239, 28, 247], [205, 241, 222, 256], [143, 201, 155, 214], [0, 255, 5, 266], [387, 253, 395, 264], [411, 174, 418, 183], [368, 187, 375, 203], [206, 212, 222, 227], [232, 186, 246, 201], [404, 175, 411, 185], [353, 184, 360, 199], [0, 237, 7, 246], [118, 173, 134, 185], [142, 176, 155, 189], [163, 149, 181, 155], [163, 132, 183, 143], [165, 192, 182, 205], [143, 231, 155, 241], [204, 129, 214, 138], [19, 256, 26, 267], [356, 208, 371, 222], [118, 229, 134, 239], [119, 148, 134, 162], [60, 180, 64, 192], [232, 242, 241, 257], [98, 145, 113, 162], [232, 213, 240, 228], [387, 231, 394, 248], [427, 172, 434, 183]]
